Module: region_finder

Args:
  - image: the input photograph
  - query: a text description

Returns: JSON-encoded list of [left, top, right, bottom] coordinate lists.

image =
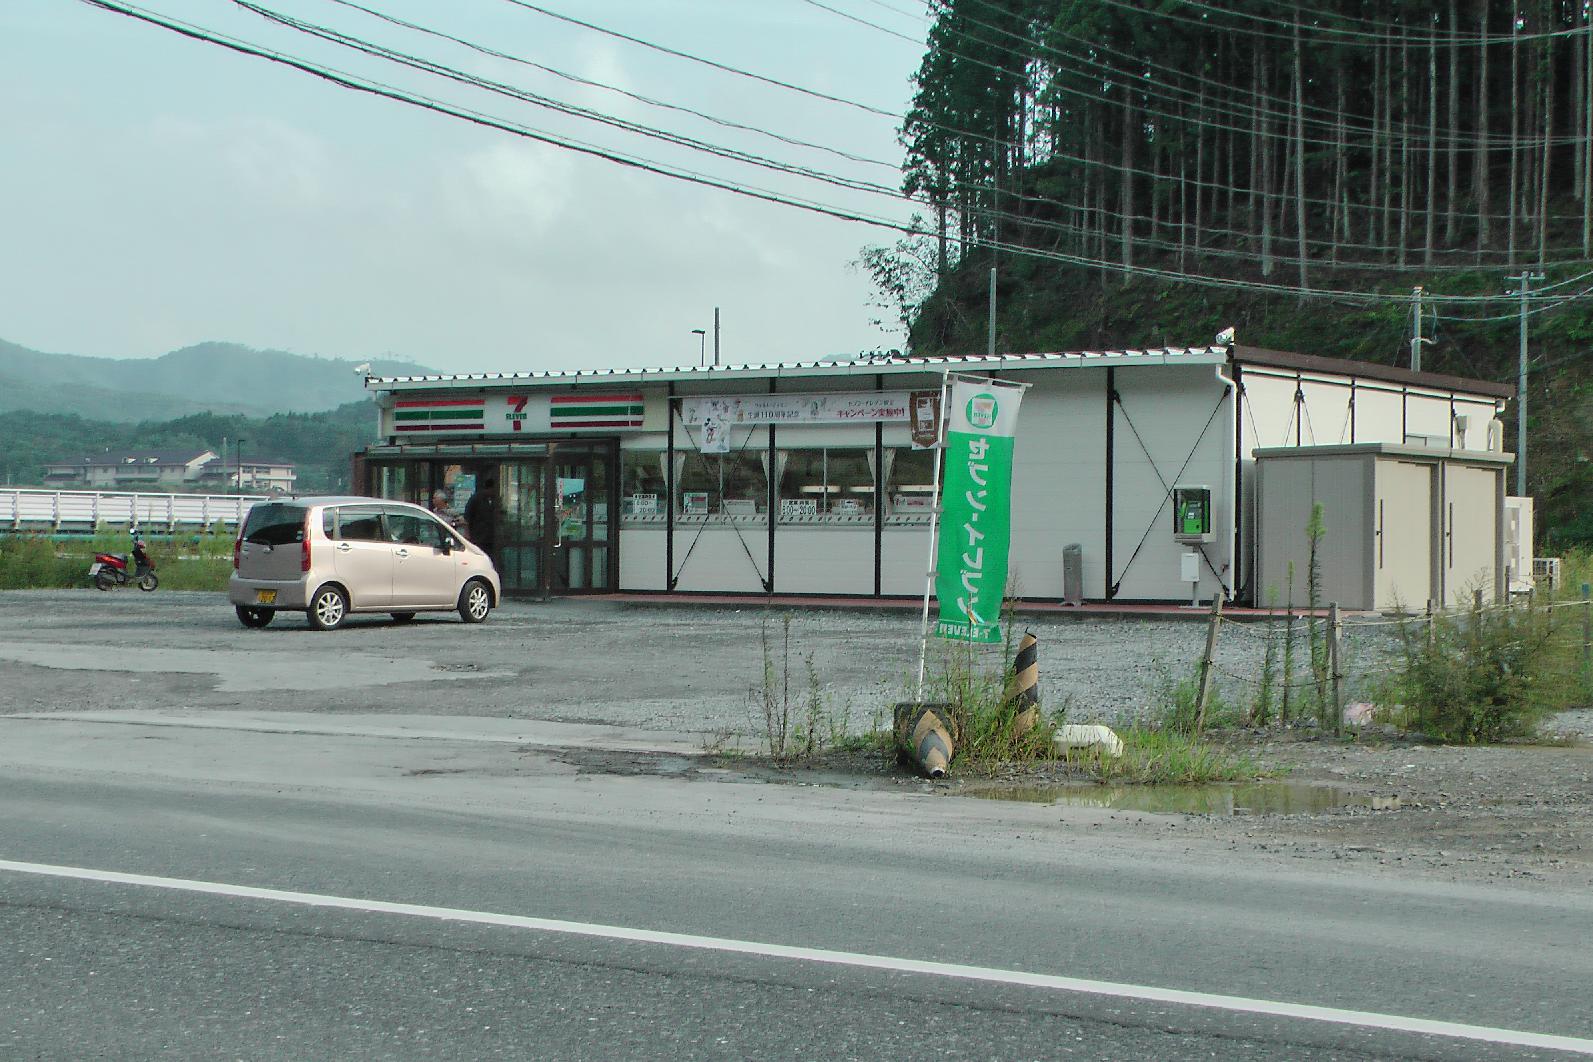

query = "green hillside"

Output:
[[0, 338, 430, 420], [0, 401, 377, 494]]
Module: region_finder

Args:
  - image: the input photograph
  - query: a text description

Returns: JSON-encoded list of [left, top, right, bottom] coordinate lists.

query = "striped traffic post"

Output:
[[894, 702, 954, 779], [1012, 632, 1039, 736]]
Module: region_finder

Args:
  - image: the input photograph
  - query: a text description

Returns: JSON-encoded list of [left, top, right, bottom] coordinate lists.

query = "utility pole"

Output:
[[987, 267, 997, 357], [1507, 272, 1544, 497], [1408, 286, 1433, 372]]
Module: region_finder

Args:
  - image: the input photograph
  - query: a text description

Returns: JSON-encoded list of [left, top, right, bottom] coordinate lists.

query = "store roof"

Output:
[[364, 344, 1511, 400], [364, 346, 1232, 390]]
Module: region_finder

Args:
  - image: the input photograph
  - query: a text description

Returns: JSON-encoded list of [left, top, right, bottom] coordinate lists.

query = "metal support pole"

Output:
[[1507, 272, 1543, 497], [915, 369, 952, 702], [1410, 286, 1425, 372], [986, 268, 997, 357]]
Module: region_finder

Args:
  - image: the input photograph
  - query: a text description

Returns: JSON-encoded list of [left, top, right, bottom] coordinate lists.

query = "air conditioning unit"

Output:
[[1533, 557, 1561, 592]]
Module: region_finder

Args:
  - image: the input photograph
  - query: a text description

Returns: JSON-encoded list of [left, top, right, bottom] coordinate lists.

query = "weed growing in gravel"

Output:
[[754, 613, 859, 762], [1381, 587, 1580, 743], [919, 636, 1059, 774], [1083, 728, 1268, 785]]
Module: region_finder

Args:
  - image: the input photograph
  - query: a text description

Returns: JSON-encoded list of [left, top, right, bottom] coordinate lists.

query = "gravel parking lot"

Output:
[[4, 589, 1590, 887], [0, 590, 1245, 736]]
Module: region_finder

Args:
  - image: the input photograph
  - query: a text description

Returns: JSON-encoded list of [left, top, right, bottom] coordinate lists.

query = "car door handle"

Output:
[[337, 542, 352, 552], [395, 548, 410, 558]]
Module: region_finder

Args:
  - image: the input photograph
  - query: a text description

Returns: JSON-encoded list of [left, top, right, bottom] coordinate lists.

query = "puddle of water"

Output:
[[968, 781, 1395, 815]]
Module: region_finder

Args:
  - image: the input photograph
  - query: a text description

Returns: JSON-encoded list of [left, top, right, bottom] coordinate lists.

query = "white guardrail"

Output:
[[0, 489, 269, 532]]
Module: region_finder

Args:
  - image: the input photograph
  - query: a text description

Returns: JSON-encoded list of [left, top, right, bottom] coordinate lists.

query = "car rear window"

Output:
[[242, 503, 307, 546]]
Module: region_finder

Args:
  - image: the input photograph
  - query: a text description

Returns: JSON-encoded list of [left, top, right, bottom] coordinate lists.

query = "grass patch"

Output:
[[0, 531, 234, 592], [1081, 728, 1270, 785]]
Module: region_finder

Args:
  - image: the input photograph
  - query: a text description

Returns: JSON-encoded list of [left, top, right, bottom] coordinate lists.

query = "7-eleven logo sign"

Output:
[[505, 395, 528, 431]]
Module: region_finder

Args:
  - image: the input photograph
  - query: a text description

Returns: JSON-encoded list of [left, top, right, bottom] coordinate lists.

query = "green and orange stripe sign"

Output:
[[394, 397, 485, 433], [551, 393, 644, 430]]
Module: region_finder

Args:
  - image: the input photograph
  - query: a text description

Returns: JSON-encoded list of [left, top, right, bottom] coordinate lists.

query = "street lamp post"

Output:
[[691, 328, 706, 367], [235, 437, 246, 495]]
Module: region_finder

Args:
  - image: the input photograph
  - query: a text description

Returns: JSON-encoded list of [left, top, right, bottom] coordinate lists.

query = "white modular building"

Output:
[[357, 345, 1512, 606]]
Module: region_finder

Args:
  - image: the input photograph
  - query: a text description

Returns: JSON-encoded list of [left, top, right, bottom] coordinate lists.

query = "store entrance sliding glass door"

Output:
[[549, 446, 612, 593], [364, 442, 615, 595]]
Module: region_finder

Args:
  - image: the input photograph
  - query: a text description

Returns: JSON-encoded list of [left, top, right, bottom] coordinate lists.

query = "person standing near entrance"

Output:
[[464, 476, 499, 563]]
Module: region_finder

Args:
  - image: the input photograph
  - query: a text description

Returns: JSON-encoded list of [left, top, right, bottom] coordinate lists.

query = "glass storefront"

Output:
[[363, 441, 617, 595]]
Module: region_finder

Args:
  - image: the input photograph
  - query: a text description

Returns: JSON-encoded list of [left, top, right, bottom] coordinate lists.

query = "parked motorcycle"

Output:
[[91, 534, 158, 591]]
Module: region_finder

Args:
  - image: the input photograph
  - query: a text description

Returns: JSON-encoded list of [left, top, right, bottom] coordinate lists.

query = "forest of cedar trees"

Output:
[[876, 0, 1593, 545]]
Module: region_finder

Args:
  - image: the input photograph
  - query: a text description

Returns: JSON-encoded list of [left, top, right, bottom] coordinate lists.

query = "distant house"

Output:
[[42, 449, 296, 494], [195, 455, 297, 494]]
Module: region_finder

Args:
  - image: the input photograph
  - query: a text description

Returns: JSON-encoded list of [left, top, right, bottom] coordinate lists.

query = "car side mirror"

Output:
[[441, 538, 454, 554]]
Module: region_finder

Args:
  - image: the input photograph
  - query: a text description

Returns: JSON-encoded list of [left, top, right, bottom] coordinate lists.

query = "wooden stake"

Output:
[[1195, 594, 1224, 737]]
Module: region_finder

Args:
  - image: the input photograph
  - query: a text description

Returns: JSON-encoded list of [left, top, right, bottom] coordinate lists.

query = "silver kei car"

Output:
[[228, 496, 501, 631]]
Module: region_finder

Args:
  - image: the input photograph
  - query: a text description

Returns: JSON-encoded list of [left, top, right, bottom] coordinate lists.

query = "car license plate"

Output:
[[256, 590, 277, 605]]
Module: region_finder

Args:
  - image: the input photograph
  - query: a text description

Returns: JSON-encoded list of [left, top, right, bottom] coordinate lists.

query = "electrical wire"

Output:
[[76, 0, 1592, 310], [321, 0, 899, 171]]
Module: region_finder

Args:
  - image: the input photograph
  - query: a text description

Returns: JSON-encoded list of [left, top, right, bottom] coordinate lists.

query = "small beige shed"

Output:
[[1253, 444, 1511, 612]]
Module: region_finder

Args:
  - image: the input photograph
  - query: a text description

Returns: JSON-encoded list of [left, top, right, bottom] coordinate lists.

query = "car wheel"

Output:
[[93, 569, 116, 591], [457, 579, 492, 624], [236, 605, 275, 629], [307, 586, 349, 631], [138, 572, 159, 592], [390, 612, 417, 624]]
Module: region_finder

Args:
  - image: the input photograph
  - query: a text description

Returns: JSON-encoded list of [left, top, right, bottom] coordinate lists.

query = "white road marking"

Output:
[[3, 857, 1589, 1055]]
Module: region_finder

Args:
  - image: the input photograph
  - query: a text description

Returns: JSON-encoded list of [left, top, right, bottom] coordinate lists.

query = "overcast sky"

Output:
[[1, 0, 927, 372]]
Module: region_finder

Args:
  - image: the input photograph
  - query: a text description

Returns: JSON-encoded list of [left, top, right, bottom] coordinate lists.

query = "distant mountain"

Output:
[[0, 339, 433, 421]]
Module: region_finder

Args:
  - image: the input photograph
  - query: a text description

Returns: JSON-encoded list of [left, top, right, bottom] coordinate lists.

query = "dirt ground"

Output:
[[752, 720, 1593, 891]]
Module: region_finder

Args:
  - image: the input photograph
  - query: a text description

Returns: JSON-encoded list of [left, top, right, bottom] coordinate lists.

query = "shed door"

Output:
[[1374, 461, 1435, 611], [1442, 464, 1499, 607]]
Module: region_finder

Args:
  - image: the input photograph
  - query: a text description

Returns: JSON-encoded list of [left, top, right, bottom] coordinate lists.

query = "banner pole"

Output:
[[915, 367, 952, 702]]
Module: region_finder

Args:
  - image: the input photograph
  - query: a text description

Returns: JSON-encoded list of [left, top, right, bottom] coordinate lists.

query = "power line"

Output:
[[496, 0, 900, 119], [76, 0, 1590, 311], [321, 0, 898, 171]]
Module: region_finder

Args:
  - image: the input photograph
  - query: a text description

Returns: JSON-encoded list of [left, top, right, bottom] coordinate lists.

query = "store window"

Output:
[[619, 450, 668, 523], [678, 452, 767, 519], [776, 449, 874, 523], [885, 447, 938, 523]]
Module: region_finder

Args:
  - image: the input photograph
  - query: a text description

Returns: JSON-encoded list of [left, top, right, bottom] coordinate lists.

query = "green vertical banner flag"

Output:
[[934, 377, 1026, 643]]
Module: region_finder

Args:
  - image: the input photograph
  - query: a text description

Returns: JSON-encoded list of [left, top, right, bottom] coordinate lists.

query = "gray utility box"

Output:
[[1253, 444, 1511, 612], [1062, 543, 1083, 606]]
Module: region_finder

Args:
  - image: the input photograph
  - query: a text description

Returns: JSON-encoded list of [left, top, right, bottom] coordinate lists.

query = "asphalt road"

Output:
[[2, 590, 1592, 1059]]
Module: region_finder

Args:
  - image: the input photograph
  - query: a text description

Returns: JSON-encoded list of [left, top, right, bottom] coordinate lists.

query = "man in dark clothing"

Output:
[[463, 476, 498, 562]]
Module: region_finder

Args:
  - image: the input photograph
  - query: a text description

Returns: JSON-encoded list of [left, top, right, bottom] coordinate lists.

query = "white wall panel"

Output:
[[1241, 372, 1304, 449], [880, 527, 933, 596], [1007, 371, 1108, 599], [1298, 379, 1355, 446], [1352, 387, 1405, 444], [774, 528, 875, 594], [1403, 391, 1455, 445], [669, 529, 769, 593], [1110, 365, 1235, 601], [619, 528, 668, 591]]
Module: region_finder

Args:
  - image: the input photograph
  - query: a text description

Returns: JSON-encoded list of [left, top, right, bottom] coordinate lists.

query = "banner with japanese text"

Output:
[[933, 377, 1026, 643]]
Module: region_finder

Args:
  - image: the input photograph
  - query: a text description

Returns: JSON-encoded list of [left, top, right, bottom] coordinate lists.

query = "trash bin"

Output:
[[1062, 543, 1083, 606]]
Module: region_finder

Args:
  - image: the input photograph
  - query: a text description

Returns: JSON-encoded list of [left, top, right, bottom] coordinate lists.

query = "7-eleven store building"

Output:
[[356, 347, 1511, 602]]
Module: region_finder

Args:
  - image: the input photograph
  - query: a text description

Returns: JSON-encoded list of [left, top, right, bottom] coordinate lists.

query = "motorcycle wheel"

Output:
[[139, 572, 159, 592], [94, 569, 117, 591]]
